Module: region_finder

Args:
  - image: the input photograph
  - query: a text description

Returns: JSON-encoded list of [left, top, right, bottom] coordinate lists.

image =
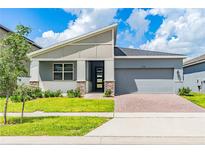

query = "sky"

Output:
[[1, 8, 205, 59]]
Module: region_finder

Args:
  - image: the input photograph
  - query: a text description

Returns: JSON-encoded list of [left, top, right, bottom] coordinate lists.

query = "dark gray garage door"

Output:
[[115, 68, 174, 95]]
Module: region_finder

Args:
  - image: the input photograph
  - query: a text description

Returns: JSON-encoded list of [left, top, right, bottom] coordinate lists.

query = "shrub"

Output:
[[104, 89, 112, 97], [54, 90, 63, 97], [67, 89, 75, 98], [44, 90, 54, 98], [67, 88, 81, 98], [33, 87, 43, 98], [178, 87, 192, 96], [74, 88, 81, 97], [44, 90, 62, 98], [11, 86, 43, 102], [27, 87, 43, 100]]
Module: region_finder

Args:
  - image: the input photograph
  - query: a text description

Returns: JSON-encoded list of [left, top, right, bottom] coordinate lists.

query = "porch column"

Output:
[[29, 59, 39, 87], [104, 60, 115, 96], [77, 60, 86, 95]]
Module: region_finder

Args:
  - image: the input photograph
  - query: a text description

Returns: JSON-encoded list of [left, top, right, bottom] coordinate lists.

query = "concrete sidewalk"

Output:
[[87, 113, 205, 137], [1, 136, 205, 145], [0, 112, 114, 117]]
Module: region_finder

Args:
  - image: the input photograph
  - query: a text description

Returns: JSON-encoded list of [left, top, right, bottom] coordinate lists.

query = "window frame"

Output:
[[53, 63, 74, 81]]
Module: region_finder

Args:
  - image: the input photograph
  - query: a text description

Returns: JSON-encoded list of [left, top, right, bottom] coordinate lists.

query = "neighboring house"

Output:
[[184, 54, 205, 93], [0, 24, 41, 51], [0, 24, 42, 84], [28, 24, 185, 95]]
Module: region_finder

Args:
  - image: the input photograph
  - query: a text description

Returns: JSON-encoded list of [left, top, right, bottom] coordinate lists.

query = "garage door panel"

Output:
[[115, 68, 174, 95], [134, 79, 174, 93]]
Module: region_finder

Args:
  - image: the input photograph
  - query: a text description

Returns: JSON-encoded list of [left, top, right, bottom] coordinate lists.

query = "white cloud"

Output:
[[140, 9, 205, 58], [127, 9, 150, 39], [35, 9, 118, 47], [117, 9, 150, 48], [63, 8, 83, 16], [128, 45, 134, 48]]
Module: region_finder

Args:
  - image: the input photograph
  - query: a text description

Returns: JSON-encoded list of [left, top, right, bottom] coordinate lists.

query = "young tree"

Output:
[[0, 25, 31, 124], [11, 85, 30, 123]]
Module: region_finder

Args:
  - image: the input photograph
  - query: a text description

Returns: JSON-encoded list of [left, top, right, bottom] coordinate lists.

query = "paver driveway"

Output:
[[115, 94, 205, 112]]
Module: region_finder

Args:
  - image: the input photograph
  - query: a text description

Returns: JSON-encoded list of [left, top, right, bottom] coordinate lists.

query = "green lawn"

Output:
[[0, 97, 114, 112], [0, 116, 109, 136], [184, 92, 205, 108]]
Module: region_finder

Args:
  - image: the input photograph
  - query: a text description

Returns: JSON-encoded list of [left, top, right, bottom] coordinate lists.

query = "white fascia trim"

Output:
[[32, 58, 114, 61], [114, 56, 187, 59], [183, 59, 205, 67], [28, 23, 118, 58]]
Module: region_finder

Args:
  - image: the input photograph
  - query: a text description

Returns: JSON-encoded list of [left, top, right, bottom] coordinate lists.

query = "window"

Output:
[[53, 63, 74, 80]]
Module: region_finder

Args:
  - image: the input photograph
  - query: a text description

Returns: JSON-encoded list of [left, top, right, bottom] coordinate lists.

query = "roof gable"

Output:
[[28, 23, 117, 58]]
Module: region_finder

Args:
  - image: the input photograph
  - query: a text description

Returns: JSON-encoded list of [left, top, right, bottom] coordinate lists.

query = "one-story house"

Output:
[[183, 54, 205, 93], [27, 23, 185, 95]]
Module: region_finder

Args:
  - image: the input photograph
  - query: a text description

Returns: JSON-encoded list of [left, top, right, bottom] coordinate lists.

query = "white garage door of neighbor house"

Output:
[[115, 68, 174, 95]]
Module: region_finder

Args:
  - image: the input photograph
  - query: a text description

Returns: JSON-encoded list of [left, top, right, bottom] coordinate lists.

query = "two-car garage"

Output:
[[114, 57, 183, 95], [113, 47, 184, 95]]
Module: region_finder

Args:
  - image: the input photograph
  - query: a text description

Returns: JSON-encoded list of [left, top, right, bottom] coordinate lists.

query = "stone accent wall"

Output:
[[29, 81, 39, 87], [77, 81, 86, 96], [104, 81, 115, 96]]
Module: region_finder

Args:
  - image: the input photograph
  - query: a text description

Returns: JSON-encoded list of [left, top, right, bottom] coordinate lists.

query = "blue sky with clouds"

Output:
[[1, 8, 205, 58]]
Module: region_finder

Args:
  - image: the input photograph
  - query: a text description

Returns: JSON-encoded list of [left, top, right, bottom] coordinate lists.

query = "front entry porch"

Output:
[[76, 60, 115, 96], [29, 59, 115, 96]]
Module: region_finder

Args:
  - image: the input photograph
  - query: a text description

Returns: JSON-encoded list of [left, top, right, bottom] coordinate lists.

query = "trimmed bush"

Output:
[[67, 89, 75, 98], [54, 90, 63, 97], [74, 88, 81, 97], [104, 89, 112, 97], [11, 86, 43, 102], [67, 88, 81, 98], [44, 90, 62, 98], [178, 87, 192, 96]]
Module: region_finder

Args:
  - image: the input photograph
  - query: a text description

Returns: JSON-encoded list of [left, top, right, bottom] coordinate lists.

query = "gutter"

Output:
[[114, 56, 187, 59]]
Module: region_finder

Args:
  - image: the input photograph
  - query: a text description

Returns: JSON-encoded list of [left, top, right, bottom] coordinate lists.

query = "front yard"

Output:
[[184, 92, 205, 109], [0, 97, 114, 112], [0, 116, 110, 136]]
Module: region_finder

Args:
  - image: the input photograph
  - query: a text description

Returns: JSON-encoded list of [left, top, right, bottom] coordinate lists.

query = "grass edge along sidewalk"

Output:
[[0, 116, 110, 136], [0, 97, 114, 113]]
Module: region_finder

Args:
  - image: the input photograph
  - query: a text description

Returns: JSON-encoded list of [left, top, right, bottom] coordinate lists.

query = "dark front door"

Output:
[[94, 67, 104, 92]]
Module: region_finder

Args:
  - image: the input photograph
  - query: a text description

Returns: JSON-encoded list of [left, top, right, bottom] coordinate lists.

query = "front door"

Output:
[[95, 67, 104, 92]]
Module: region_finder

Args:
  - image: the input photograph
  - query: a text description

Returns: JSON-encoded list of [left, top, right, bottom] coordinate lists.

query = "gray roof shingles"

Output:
[[114, 47, 184, 57]]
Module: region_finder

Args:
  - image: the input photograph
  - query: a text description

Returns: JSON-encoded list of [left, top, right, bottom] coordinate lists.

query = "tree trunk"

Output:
[[4, 92, 9, 125], [21, 97, 25, 123]]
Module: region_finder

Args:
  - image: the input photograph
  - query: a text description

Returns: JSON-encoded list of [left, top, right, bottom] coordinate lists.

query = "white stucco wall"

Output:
[[104, 60, 114, 81], [39, 81, 76, 93], [30, 60, 39, 81], [77, 60, 86, 81]]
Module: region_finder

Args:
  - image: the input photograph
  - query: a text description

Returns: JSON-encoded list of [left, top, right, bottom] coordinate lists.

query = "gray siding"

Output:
[[39, 61, 77, 81], [184, 62, 205, 74], [33, 30, 113, 60], [115, 59, 182, 69], [183, 62, 205, 93]]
